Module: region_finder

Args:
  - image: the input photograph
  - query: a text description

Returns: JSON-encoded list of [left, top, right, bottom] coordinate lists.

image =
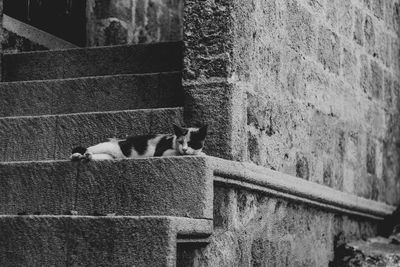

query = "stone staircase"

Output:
[[0, 41, 213, 266]]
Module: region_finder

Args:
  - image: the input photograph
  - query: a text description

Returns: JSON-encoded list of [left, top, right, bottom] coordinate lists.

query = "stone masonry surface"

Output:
[[183, 0, 400, 205], [178, 185, 378, 266]]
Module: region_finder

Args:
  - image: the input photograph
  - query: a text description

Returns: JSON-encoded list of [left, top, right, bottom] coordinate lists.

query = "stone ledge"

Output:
[[209, 157, 395, 220], [0, 215, 212, 267]]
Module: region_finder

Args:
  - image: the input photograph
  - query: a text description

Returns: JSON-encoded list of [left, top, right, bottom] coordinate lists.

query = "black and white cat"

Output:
[[70, 124, 208, 161]]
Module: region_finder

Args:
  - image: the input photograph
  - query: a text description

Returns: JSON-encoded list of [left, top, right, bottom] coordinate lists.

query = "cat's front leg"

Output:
[[84, 152, 115, 161]]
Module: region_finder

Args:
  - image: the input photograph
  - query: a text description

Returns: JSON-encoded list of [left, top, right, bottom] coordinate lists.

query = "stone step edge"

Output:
[[210, 157, 396, 220], [0, 214, 213, 234], [3, 40, 182, 56], [0, 106, 183, 120], [0, 71, 181, 85]]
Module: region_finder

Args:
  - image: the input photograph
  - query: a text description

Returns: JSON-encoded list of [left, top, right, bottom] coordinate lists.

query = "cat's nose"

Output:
[[182, 147, 188, 152]]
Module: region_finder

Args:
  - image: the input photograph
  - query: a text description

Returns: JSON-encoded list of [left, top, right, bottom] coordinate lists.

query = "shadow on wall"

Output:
[[2, 0, 183, 52]]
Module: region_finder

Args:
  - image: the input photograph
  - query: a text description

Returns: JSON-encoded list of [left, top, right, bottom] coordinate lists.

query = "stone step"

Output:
[[2, 41, 182, 82], [0, 107, 183, 162], [0, 157, 212, 218], [0, 72, 183, 117], [0, 215, 212, 266]]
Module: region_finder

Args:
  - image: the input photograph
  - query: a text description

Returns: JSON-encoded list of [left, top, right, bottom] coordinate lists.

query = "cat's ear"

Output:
[[198, 125, 208, 139], [173, 124, 186, 136]]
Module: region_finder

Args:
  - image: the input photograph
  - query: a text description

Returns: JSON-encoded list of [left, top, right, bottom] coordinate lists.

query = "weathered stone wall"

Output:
[[184, 0, 400, 205], [178, 185, 377, 266], [242, 0, 400, 206], [86, 0, 182, 46]]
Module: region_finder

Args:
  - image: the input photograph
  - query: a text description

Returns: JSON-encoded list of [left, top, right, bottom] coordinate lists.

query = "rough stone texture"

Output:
[[183, 0, 400, 205], [0, 72, 183, 117], [184, 82, 246, 161], [86, 0, 183, 47], [0, 157, 212, 218], [0, 216, 211, 267], [0, 107, 183, 161], [178, 185, 378, 266], [318, 26, 341, 74], [3, 41, 183, 81], [332, 239, 400, 266]]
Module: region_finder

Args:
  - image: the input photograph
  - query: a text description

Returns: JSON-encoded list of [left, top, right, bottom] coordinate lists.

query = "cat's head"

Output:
[[173, 124, 208, 155]]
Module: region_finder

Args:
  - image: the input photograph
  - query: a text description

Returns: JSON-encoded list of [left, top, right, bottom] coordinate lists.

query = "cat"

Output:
[[70, 124, 208, 161]]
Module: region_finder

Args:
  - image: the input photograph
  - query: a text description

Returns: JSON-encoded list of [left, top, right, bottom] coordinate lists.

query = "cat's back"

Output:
[[119, 134, 174, 157]]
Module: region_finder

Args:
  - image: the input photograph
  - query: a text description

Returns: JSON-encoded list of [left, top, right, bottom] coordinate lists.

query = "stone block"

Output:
[[318, 26, 340, 74], [354, 7, 364, 46], [0, 72, 183, 117], [364, 0, 371, 9], [0, 116, 56, 161], [384, 71, 393, 110], [341, 46, 358, 85], [183, 0, 233, 80], [0, 161, 76, 214], [76, 157, 213, 218], [364, 14, 375, 55], [384, 0, 394, 29], [391, 37, 400, 74], [338, 0, 353, 38], [393, 2, 400, 36], [3, 42, 183, 81], [370, 60, 383, 99], [326, 0, 338, 30], [305, 0, 326, 14], [0, 157, 213, 218], [184, 82, 246, 161], [286, 0, 316, 56], [372, 0, 384, 19], [2, 50, 64, 82], [0, 216, 211, 267], [367, 135, 376, 175], [360, 54, 371, 95], [0, 80, 53, 117]]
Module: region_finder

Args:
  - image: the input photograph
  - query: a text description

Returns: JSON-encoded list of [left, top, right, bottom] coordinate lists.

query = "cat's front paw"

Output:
[[70, 153, 84, 161]]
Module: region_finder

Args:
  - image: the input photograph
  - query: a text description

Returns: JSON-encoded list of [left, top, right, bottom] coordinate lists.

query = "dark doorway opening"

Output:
[[4, 0, 86, 46]]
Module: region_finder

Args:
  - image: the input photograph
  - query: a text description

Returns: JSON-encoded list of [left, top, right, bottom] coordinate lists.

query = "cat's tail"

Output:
[[70, 146, 87, 161]]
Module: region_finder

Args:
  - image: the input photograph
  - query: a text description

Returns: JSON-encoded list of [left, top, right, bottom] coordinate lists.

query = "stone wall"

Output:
[[178, 185, 377, 266], [86, 0, 183, 46], [184, 0, 400, 205]]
